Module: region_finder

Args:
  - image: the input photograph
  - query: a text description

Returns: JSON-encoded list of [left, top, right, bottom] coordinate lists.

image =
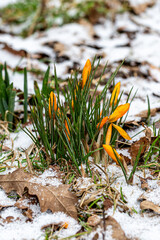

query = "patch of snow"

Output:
[[107, 208, 160, 240], [4, 127, 34, 151], [30, 168, 62, 187], [0, 190, 16, 206], [128, 0, 154, 6], [84, 225, 113, 240], [0, 0, 18, 8], [0, 211, 81, 240]]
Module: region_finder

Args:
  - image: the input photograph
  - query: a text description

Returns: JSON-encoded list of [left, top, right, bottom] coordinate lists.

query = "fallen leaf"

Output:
[[129, 0, 156, 14], [41, 223, 54, 230], [140, 200, 160, 214], [124, 120, 140, 128], [87, 215, 101, 227], [0, 169, 77, 219], [100, 216, 128, 240], [0, 145, 11, 151], [136, 108, 160, 119], [129, 137, 150, 165], [0, 204, 14, 211], [120, 154, 131, 165], [103, 198, 113, 211], [139, 177, 149, 191], [138, 194, 147, 202], [14, 193, 38, 220], [3, 216, 14, 223], [24, 209, 33, 220], [92, 233, 99, 240], [155, 121, 160, 129]]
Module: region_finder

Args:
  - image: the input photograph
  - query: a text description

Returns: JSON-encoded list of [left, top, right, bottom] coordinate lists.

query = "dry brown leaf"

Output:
[[87, 215, 101, 227], [92, 233, 99, 240], [78, 19, 95, 37], [136, 108, 160, 119], [130, 0, 156, 14], [140, 200, 160, 214], [120, 154, 131, 165], [103, 198, 113, 211], [0, 204, 14, 211], [0, 169, 77, 219], [139, 177, 149, 191], [124, 120, 140, 128], [100, 216, 128, 240], [0, 145, 11, 151], [24, 209, 33, 220], [14, 192, 38, 218], [155, 121, 160, 129], [54, 42, 66, 56], [3, 216, 14, 223], [138, 194, 147, 202], [129, 137, 150, 165]]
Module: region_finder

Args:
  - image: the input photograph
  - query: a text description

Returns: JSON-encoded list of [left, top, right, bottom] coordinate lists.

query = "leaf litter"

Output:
[[0, 0, 160, 239]]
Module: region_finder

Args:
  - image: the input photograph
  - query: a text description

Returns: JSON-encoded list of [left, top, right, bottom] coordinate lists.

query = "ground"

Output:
[[0, 0, 160, 239]]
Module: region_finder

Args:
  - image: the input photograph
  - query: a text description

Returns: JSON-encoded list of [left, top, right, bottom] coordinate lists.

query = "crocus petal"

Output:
[[100, 109, 103, 118], [103, 144, 122, 165], [105, 123, 112, 145], [113, 124, 131, 140], [65, 119, 70, 142], [97, 116, 109, 130], [109, 103, 130, 122], [110, 82, 121, 106], [82, 59, 91, 89], [49, 91, 57, 119]]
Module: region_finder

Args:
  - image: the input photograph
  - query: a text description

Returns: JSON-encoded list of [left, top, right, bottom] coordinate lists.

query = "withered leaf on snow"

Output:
[[140, 200, 160, 214], [129, 0, 156, 14], [100, 216, 128, 240], [87, 215, 101, 227], [136, 108, 160, 119], [129, 137, 150, 165], [139, 177, 149, 191], [103, 198, 113, 211], [0, 169, 77, 219]]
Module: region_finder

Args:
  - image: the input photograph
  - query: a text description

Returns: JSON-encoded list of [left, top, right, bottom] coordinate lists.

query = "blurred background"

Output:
[[0, 0, 160, 119]]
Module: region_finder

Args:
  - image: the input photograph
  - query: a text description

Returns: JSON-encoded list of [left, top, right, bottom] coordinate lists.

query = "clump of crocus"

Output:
[[82, 59, 91, 89], [49, 91, 57, 119], [97, 82, 131, 164]]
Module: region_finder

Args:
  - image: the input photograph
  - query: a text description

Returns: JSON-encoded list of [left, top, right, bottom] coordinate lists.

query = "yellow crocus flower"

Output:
[[82, 59, 91, 89], [49, 91, 57, 119], [103, 144, 122, 165], [109, 103, 130, 122], [97, 103, 130, 130], [110, 82, 121, 106], [105, 123, 112, 145], [112, 123, 131, 140]]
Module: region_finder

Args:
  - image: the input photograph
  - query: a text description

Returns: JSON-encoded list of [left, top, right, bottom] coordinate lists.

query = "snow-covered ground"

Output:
[[0, 0, 160, 239]]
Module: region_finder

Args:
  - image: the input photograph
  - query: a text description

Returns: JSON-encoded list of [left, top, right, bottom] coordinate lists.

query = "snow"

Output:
[[30, 168, 62, 187], [0, 0, 18, 8], [0, 209, 81, 240], [0, 0, 160, 239]]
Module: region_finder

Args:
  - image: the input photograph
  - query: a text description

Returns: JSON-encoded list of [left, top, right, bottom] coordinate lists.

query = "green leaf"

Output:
[[24, 68, 28, 123]]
